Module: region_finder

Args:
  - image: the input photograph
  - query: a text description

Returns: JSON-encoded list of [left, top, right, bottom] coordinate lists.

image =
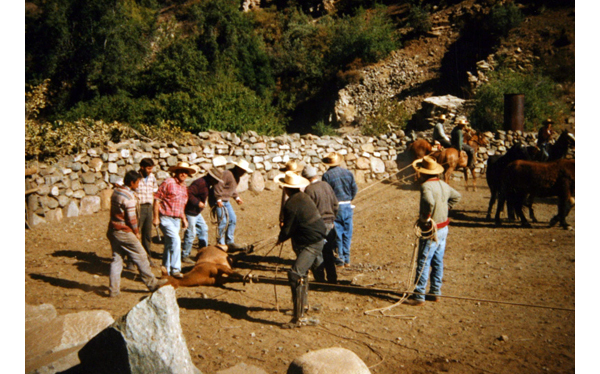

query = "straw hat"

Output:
[[274, 171, 310, 189], [542, 118, 553, 125], [438, 114, 447, 121], [213, 156, 228, 168], [456, 118, 469, 127], [232, 158, 253, 174], [412, 156, 444, 175], [280, 160, 301, 172], [322, 152, 343, 167], [168, 161, 196, 175], [206, 167, 224, 183]]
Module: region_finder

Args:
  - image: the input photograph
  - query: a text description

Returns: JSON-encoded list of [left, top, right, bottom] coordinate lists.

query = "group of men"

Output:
[[107, 157, 251, 297], [107, 148, 461, 330]]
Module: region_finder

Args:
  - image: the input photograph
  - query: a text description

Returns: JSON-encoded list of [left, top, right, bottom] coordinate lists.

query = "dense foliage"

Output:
[[469, 69, 569, 132], [26, 0, 400, 137]]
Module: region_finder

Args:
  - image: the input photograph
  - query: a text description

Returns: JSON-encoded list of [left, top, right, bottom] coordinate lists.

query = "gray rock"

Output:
[[75, 286, 202, 374], [356, 157, 370, 170], [370, 158, 386, 174], [288, 347, 370, 374], [81, 173, 96, 184], [249, 172, 265, 192], [72, 190, 86, 199], [79, 196, 101, 216], [237, 173, 249, 193], [83, 184, 99, 195]]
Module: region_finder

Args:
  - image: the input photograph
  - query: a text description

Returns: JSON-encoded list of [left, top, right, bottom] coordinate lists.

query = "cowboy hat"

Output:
[[274, 171, 310, 189], [438, 114, 447, 121], [168, 161, 196, 175], [412, 156, 444, 175], [322, 152, 343, 167], [280, 160, 301, 172], [542, 118, 553, 125], [213, 156, 228, 168], [232, 158, 253, 173], [206, 167, 224, 183], [456, 118, 469, 126]]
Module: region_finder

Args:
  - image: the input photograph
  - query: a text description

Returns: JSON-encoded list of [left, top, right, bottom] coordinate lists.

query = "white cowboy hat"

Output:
[[168, 161, 196, 175], [412, 156, 444, 175], [274, 171, 310, 189], [232, 158, 253, 173], [206, 167, 224, 183], [322, 152, 343, 167]]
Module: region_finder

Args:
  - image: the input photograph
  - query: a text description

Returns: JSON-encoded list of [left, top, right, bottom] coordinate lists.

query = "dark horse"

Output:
[[485, 143, 531, 220], [495, 159, 575, 229], [529, 130, 575, 162]]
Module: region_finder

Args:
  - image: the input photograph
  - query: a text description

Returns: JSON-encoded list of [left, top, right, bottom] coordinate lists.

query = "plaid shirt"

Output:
[[136, 173, 158, 205], [155, 177, 188, 218], [322, 166, 358, 202], [108, 186, 139, 234]]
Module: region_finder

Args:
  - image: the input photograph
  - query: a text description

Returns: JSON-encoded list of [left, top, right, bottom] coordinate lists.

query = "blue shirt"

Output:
[[322, 166, 358, 202]]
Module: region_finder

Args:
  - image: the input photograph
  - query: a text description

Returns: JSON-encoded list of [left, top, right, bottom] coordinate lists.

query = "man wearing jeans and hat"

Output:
[[153, 161, 195, 278], [276, 171, 327, 328], [322, 152, 358, 268], [432, 114, 452, 148], [212, 158, 252, 249], [181, 168, 223, 264], [405, 156, 461, 306], [451, 118, 475, 168]]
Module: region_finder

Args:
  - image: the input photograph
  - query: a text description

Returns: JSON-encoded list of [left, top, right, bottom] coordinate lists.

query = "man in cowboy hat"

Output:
[[322, 152, 358, 268], [212, 158, 252, 250], [181, 167, 224, 264], [275, 171, 327, 328], [451, 118, 475, 168], [153, 161, 196, 278], [302, 165, 339, 284], [405, 156, 461, 306], [537, 118, 554, 161], [432, 114, 452, 148], [107, 170, 168, 297], [130, 157, 159, 269]]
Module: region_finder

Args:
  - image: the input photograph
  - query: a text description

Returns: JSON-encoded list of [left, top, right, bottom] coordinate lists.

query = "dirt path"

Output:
[[25, 176, 575, 373]]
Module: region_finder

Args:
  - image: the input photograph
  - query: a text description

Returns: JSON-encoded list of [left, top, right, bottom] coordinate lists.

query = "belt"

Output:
[[436, 219, 450, 229], [140, 203, 152, 206], [338, 201, 352, 204]]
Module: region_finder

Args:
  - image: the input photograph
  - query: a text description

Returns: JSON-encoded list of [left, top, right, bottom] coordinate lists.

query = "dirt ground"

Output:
[[25, 174, 575, 374]]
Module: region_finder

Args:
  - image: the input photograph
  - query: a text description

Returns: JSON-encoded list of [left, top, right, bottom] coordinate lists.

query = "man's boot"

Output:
[[282, 272, 305, 329]]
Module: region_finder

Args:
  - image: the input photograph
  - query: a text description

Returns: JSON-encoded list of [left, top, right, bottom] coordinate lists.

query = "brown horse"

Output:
[[398, 139, 438, 182], [430, 131, 488, 190]]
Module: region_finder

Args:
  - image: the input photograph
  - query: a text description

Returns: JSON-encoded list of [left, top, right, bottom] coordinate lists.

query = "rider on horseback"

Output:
[[451, 118, 475, 168], [432, 114, 452, 148], [537, 118, 554, 162]]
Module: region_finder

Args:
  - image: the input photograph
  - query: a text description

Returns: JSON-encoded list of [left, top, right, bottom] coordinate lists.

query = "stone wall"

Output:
[[25, 128, 567, 227]]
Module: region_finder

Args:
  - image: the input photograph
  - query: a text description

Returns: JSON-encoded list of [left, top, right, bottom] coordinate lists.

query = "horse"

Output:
[[430, 131, 488, 190], [160, 245, 245, 289], [494, 159, 575, 229], [485, 143, 531, 221], [532, 130, 575, 161], [398, 138, 438, 182]]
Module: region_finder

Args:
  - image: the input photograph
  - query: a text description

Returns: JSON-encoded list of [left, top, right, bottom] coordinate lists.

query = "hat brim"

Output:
[[168, 166, 196, 175], [412, 158, 444, 175], [233, 163, 253, 174], [274, 173, 310, 189], [322, 159, 342, 166], [207, 170, 224, 184]]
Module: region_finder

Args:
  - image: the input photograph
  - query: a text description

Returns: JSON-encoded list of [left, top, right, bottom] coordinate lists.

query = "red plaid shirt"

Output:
[[136, 173, 158, 205], [155, 177, 188, 218]]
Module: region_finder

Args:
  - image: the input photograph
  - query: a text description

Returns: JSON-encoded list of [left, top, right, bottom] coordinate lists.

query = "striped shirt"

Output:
[[136, 173, 158, 205], [322, 166, 358, 202], [108, 186, 139, 234], [155, 177, 188, 218]]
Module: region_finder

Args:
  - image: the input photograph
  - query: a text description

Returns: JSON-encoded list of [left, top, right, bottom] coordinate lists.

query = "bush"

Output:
[[407, 5, 432, 35], [485, 2, 524, 38], [361, 98, 410, 136], [311, 120, 337, 136], [469, 69, 569, 132]]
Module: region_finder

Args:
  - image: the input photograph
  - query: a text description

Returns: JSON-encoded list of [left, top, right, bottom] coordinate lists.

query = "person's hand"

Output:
[[198, 201, 205, 209], [419, 219, 432, 232], [182, 217, 188, 230], [153, 216, 160, 227], [217, 200, 223, 208], [135, 232, 141, 241], [279, 221, 285, 228], [235, 197, 243, 205]]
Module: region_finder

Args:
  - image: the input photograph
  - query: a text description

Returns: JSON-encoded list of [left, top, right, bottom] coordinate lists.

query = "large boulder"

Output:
[[249, 172, 265, 192], [25, 304, 114, 374], [74, 286, 201, 374], [79, 196, 101, 216], [287, 347, 370, 374]]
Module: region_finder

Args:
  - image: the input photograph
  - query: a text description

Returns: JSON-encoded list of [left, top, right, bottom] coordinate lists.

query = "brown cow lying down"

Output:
[[160, 245, 244, 289]]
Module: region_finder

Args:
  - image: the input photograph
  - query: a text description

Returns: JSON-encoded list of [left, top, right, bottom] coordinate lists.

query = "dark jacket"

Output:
[[185, 177, 209, 216], [279, 191, 327, 247], [304, 180, 339, 225]]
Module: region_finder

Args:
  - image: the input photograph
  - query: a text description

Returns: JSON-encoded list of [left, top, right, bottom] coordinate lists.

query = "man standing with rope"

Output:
[[212, 159, 252, 250], [322, 152, 358, 268], [275, 171, 327, 329], [406, 156, 461, 306]]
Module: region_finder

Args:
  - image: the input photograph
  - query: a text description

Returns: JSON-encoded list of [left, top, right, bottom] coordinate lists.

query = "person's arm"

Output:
[[153, 199, 160, 226], [187, 181, 201, 209], [447, 186, 462, 210], [123, 199, 139, 235], [419, 184, 435, 223], [350, 174, 358, 200], [277, 201, 296, 244]]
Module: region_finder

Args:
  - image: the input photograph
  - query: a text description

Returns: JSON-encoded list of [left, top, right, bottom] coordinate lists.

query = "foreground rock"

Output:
[[69, 286, 201, 374], [26, 304, 114, 374], [287, 347, 371, 374]]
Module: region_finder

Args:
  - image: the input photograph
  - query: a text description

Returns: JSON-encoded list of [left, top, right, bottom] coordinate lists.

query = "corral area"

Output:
[[25, 177, 575, 373]]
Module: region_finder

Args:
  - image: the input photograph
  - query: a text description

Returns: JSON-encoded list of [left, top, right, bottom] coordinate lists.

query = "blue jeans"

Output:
[[334, 204, 354, 265], [216, 201, 236, 245], [182, 213, 208, 257], [159, 216, 182, 275], [413, 226, 449, 300]]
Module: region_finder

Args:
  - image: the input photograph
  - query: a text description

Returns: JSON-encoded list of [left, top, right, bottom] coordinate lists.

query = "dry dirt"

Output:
[[25, 175, 575, 374]]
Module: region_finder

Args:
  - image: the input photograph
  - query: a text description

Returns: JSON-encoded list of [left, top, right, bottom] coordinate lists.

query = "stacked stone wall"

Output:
[[25, 129, 570, 226]]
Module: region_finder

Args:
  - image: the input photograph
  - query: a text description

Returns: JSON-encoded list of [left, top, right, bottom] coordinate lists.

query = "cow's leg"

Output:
[[525, 194, 537, 223], [495, 190, 506, 226], [486, 188, 496, 221], [462, 168, 469, 190], [513, 192, 531, 228]]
